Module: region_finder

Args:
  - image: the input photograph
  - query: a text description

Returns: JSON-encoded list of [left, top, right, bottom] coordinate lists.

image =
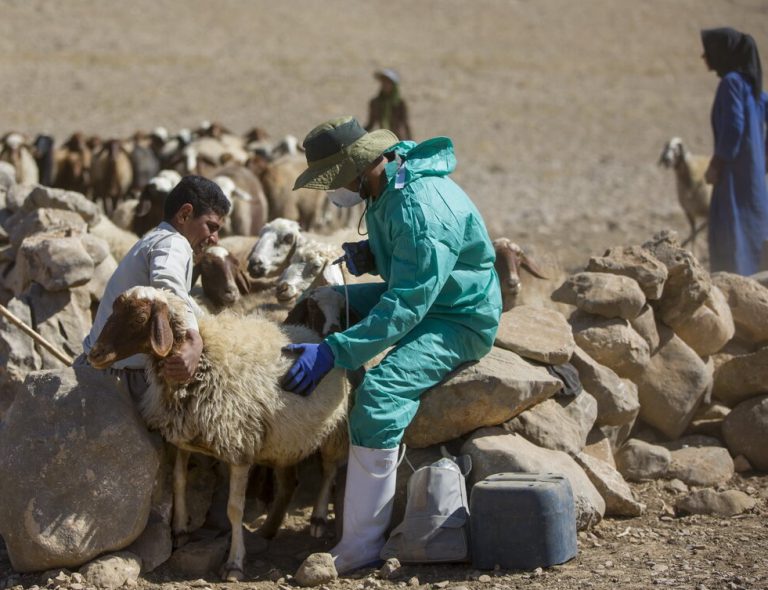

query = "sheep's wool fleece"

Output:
[[141, 294, 348, 466]]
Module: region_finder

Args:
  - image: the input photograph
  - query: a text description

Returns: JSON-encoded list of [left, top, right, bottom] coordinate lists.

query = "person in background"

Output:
[[365, 68, 413, 141], [701, 27, 768, 275], [78, 175, 229, 397], [284, 116, 501, 574]]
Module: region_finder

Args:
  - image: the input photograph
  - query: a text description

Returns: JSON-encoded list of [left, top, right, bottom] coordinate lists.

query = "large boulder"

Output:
[[614, 439, 671, 482], [642, 231, 712, 327], [15, 232, 95, 293], [585, 245, 668, 300], [574, 452, 645, 517], [569, 346, 639, 427], [0, 297, 42, 393], [625, 324, 712, 439], [19, 185, 101, 226], [671, 285, 735, 357], [7, 208, 87, 250], [665, 446, 734, 487], [503, 392, 598, 456], [628, 304, 660, 354], [0, 368, 161, 572], [494, 305, 575, 364], [404, 347, 562, 448], [552, 272, 646, 320], [462, 428, 605, 530], [721, 395, 768, 471], [711, 272, 768, 346], [569, 310, 650, 376], [712, 347, 768, 407]]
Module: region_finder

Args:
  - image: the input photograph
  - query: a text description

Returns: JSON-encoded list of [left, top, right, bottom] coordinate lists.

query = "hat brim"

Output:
[[293, 129, 399, 191]]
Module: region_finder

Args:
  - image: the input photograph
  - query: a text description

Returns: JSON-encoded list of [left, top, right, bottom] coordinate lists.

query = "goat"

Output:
[[492, 238, 551, 312], [658, 137, 712, 252], [128, 132, 161, 195], [0, 133, 39, 185], [32, 134, 56, 186], [87, 286, 350, 581]]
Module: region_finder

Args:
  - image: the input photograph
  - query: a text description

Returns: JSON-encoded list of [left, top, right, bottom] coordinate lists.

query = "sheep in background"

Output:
[[89, 215, 139, 262], [53, 132, 93, 196], [658, 137, 712, 253], [87, 286, 350, 580], [0, 133, 39, 185], [32, 134, 56, 186], [91, 139, 134, 216], [212, 165, 269, 237]]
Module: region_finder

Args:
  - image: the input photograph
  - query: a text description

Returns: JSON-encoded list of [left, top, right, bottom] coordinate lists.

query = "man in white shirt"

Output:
[[79, 175, 230, 397]]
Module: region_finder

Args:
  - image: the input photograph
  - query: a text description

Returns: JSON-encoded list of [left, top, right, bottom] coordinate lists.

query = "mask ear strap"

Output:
[[356, 198, 369, 236]]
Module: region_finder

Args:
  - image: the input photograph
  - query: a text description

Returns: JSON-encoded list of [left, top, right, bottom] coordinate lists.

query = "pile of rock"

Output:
[[0, 171, 765, 582]]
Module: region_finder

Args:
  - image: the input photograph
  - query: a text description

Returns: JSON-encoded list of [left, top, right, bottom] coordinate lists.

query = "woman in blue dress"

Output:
[[702, 27, 768, 275]]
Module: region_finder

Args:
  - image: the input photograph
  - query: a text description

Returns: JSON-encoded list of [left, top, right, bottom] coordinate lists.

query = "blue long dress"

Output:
[[708, 71, 768, 275]]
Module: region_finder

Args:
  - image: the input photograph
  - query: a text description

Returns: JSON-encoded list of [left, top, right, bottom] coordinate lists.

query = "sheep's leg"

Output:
[[309, 458, 339, 538], [172, 449, 191, 547], [220, 463, 250, 582], [681, 212, 697, 249], [258, 465, 298, 539]]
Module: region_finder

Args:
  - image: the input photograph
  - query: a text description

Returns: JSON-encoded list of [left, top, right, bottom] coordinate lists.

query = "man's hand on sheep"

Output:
[[281, 341, 335, 396], [160, 329, 203, 384]]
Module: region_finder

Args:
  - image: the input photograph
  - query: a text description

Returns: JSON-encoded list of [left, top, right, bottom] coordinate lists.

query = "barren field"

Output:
[[1, 1, 768, 589]]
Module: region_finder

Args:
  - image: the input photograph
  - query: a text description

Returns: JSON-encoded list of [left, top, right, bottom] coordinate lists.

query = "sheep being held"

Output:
[[87, 286, 350, 581]]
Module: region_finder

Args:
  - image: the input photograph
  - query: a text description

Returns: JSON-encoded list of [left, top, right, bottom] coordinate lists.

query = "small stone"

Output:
[[294, 553, 337, 587], [433, 582, 450, 588], [478, 575, 492, 583], [377, 558, 401, 580], [407, 577, 420, 586]]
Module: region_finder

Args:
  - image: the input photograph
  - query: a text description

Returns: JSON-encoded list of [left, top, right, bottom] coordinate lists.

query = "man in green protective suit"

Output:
[[283, 116, 502, 574]]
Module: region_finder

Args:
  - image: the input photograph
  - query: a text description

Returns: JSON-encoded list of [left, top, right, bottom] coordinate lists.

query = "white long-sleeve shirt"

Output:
[[82, 222, 202, 369]]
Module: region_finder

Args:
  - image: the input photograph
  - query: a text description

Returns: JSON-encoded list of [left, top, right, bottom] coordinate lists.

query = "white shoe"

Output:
[[331, 445, 399, 574]]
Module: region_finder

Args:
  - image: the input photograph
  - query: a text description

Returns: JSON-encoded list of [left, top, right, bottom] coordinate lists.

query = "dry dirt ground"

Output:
[[1, 1, 768, 588]]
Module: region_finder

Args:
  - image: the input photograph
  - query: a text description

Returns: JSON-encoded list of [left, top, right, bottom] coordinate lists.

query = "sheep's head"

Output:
[[198, 245, 251, 307], [493, 238, 549, 311], [247, 218, 302, 278], [88, 287, 180, 368], [658, 137, 686, 169], [284, 286, 355, 336], [275, 245, 343, 303]]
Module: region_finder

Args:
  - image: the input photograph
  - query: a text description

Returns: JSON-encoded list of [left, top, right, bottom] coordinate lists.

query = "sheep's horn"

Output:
[[521, 255, 550, 280]]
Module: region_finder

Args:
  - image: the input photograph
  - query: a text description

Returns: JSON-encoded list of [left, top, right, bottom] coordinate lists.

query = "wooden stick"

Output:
[[0, 302, 74, 366]]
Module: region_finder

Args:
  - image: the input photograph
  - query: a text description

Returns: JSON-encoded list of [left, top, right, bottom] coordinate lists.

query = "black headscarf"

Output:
[[701, 27, 763, 98]]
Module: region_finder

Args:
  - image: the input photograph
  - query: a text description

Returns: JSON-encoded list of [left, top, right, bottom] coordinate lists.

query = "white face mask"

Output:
[[328, 187, 363, 208]]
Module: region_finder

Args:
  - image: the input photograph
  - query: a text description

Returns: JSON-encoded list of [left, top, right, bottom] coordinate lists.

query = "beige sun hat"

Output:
[[293, 116, 398, 191]]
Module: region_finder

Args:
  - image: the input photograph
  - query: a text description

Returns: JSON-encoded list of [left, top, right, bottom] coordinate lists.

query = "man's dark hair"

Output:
[[163, 175, 231, 221]]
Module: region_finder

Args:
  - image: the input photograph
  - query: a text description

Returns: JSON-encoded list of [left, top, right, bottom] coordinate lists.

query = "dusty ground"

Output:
[[1, 1, 768, 588]]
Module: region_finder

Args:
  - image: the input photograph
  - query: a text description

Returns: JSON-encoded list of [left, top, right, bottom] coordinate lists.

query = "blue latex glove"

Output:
[[342, 240, 375, 276], [281, 341, 335, 396]]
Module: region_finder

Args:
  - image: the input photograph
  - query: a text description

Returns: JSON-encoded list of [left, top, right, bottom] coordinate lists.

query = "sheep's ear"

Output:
[[135, 199, 152, 218], [235, 268, 251, 295], [284, 297, 309, 326], [521, 254, 550, 280], [150, 301, 174, 357]]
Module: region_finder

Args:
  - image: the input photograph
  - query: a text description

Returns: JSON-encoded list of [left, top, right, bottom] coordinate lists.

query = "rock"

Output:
[[0, 297, 42, 392], [629, 304, 660, 354], [675, 489, 756, 517], [722, 395, 768, 471], [614, 439, 671, 482], [672, 286, 735, 357], [404, 347, 563, 448], [8, 208, 87, 249], [686, 402, 730, 437], [378, 558, 401, 580], [78, 552, 141, 590], [665, 446, 734, 487], [626, 324, 712, 439], [294, 552, 337, 587], [582, 430, 617, 468], [503, 392, 597, 456], [80, 233, 111, 266], [642, 231, 712, 327], [585, 245, 668, 300], [166, 536, 229, 578], [552, 272, 646, 320], [15, 232, 94, 293], [0, 368, 161, 572], [575, 452, 645, 517], [24, 283, 91, 367], [462, 428, 605, 530], [733, 454, 753, 472], [494, 305, 575, 364], [85, 254, 118, 306], [19, 185, 101, 226], [569, 311, 650, 376], [713, 347, 768, 407], [711, 272, 768, 345], [125, 519, 172, 573], [569, 347, 640, 427]]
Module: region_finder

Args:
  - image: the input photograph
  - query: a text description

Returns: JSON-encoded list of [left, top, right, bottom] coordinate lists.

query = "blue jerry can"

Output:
[[469, 472, 578, 570]]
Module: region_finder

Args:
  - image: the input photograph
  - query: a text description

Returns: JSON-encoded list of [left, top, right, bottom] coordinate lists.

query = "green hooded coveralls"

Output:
[[325, 137, 502, 449]]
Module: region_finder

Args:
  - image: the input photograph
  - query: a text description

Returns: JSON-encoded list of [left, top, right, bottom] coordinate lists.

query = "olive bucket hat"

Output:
[[293, 116, 398, 191]]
